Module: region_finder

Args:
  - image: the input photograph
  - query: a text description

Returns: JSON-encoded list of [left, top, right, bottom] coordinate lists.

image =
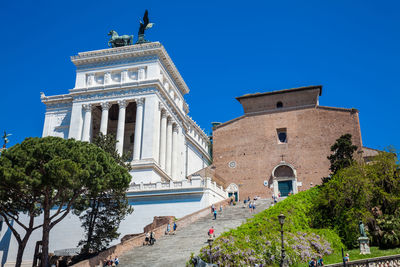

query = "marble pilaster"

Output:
[[133, 98, 144, 160], [159, 110, 167, 169], [171, 124, 179, 179], [81, 104, 92, 142], [166, 117, 173, 176]]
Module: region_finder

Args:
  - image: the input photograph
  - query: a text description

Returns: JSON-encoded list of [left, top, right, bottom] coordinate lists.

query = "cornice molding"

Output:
[[41, 92, 73, 105], [185, 134, 211, 163]]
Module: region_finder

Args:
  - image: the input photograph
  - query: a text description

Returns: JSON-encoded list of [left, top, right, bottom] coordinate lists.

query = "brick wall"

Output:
[[213, 106, 363, 199]]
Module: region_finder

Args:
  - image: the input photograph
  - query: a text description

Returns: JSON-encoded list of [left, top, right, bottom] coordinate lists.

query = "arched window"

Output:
[[276, 101, 283, 108], [274, 165, 294, 178]]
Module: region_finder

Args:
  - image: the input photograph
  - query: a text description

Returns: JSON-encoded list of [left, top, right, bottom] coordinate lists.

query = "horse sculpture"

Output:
[[108, 30, 133, 48]]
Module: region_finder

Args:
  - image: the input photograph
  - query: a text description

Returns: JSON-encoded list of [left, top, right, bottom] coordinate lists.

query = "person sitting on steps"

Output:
[[143, 232, 150, 245], [149, 231, 156, 245]]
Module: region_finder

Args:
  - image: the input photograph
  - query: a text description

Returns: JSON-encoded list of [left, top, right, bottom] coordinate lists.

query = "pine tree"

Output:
[[76, 133, 133, 253]]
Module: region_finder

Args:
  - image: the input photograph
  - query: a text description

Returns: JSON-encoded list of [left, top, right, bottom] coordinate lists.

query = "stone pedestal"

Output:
[[136, 34, 149, 44], [358, 236, 370, 254]]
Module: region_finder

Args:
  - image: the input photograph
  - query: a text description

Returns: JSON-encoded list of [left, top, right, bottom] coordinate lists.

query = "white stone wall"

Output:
[[129, 168, 161, 184], [186, 141, 209, 177]]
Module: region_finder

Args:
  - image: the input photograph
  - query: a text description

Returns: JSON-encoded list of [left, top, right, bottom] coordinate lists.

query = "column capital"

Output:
[[167, 117, 173, 125], [118, 100, 128, 109], [100, 102, 111, 111], [161, 109, 168, 119], [136, 98, 145, 107], [173, 124, 179, 133], [82, 103, 92, 111]]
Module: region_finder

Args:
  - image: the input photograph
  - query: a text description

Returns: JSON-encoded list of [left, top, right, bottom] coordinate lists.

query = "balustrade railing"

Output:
[[127, 177, 227, 197], [325, 254, 400, 267]]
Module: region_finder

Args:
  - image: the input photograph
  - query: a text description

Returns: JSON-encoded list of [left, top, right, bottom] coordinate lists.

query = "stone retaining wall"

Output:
[[71, 198, 230, 267], [325, 254, 400, 267]]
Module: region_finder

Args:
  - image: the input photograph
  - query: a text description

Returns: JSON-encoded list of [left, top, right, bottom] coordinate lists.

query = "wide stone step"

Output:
[[119, 199, 272, 266]]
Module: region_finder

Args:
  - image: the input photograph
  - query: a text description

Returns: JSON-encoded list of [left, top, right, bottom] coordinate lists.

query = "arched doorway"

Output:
[[226, 183, 239, 202], [272, 163, 298, 197]]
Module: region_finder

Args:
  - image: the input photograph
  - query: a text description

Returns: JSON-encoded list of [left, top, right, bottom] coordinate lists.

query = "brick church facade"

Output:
[[211, 85, 373, 200]]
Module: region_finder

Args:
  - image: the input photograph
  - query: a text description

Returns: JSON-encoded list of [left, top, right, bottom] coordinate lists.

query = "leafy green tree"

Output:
[[0, 137, 131, 267], [313, 149, 400, 248], [313, 163, 374, 247], [76, 133, 133, 253]]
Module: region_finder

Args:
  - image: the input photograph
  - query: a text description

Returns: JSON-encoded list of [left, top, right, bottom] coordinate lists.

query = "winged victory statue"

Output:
[[136, 9, 154, 44]]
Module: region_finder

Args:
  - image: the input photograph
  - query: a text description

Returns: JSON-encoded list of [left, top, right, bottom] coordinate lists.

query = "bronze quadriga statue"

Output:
[[108, 30, 133, 48]]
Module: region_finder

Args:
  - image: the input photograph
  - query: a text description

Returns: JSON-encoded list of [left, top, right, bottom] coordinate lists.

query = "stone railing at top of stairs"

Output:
[[325, 254, 400, 266], [128, 176, 227, 197], [70, 197, 231, 267]]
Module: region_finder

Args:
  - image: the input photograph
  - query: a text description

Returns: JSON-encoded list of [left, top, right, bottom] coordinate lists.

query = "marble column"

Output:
[[171, 124, 179, 179], [116, 100, 127, 155], [159, 109, 167, 169], [81, 104, 92, 142], [100, 102, 110, 135], [133, 98, 144, 160], [166, 118, 173, 176]]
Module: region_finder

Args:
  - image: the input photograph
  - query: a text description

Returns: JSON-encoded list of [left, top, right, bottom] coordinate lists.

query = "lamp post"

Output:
[[278, 213, 287, 267], [207, 237, 214, 264]]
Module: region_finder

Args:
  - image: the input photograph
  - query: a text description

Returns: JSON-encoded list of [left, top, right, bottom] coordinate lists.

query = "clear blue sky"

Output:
[[1, 0, 399, 151]]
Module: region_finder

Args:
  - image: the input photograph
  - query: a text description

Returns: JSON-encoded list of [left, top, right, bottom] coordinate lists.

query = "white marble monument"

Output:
[[41, 42, 211, 183]]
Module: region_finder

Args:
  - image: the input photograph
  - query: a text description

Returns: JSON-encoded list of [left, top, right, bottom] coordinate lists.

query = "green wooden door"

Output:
[[278, 180, 293, 197]]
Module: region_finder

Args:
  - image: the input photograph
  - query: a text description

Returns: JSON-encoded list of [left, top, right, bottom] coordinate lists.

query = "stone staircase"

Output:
[[119, 199, 272, 266]]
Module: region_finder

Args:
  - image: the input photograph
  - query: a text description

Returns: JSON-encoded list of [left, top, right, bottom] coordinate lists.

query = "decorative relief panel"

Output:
[[85, 69, 142, 87], [111, 72, 121, 83], [49, 111, 71, 139], [95, 74, 104, 85], [86, 74, 95, 86], [128, 70, 138, 80], [104, 72, 111, 85], [54, 113, 70, 127]]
